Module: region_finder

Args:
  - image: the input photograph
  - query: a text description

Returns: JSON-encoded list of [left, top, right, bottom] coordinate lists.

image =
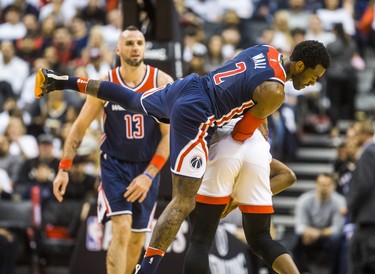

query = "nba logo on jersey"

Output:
[[190, 155, 203, 169], [86, 216, 103, 251]]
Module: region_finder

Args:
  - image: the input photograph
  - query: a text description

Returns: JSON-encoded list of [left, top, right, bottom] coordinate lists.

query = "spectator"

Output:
[[69, 16, 89, 57], [15, 134, 59, 195], [204, 35, 224, 72], [356, 0, 375, 57], [20, 160, 54, 201], [0, 97, 24, 134], [0, 6, 26, 41], [101, 8, 123, 50], [325, 23, 359, 138], [39, 15, 56, 50], [347, 119, 375, 274], [184, 0, 225, 39], [182, 24, 206, 64], [0, 134, 23, 187], [18, 58, 50, 115], [29, 89, 75, 136], [78, 0, 106, 27], [5, 116, 38, 159], [334, 138, 358, 196], [2, 0, 39, 19], [186, 43, 208, 76], [50, 26, 80, 73], [0, 81, 14, 113], [284, 0, 312, 31], [220, 26, 242, 60], [43, 46, 59, 71], [39, 0, 76, 26], [15, 13, 43, 63], [305, 14, 335, 46], [293, 173, 347, 273], [270, 10, 293, 54], [85, 47, 111, 79], [0, 40, 30, 97], [42, 154, 97, 238], [84, 25, 113, 65], [0, 168, 13, 200], [317, 0, 356, 36]]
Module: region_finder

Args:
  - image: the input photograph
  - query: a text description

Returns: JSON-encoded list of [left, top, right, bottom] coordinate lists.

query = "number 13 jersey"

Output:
[[100, 65, 161, 162]]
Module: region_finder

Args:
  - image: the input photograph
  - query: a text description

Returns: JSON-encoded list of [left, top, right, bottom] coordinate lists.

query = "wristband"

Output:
[[149, 154, 167, 170], [143, 171, 154, 180], [58, 158, 73, 172], [231, 112, 265, 142]]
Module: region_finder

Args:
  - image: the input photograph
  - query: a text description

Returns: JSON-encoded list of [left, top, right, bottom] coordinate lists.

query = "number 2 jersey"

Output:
[[100, 65, 161, 162], [202, 44, 286, 125]]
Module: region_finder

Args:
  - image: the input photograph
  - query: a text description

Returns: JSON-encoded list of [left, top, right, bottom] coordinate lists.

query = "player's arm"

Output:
[[124, 70, 173, 203], [221, 159, 296, 218], [269, 159, 296, 195], [232, 81, 284, 142], [53, 94, 104, 202], [146, 69, 173, 176]]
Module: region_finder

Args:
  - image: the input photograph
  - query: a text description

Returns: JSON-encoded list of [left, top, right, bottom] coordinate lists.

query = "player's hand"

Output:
[[53, 170, 69, 202], [221, 196, 238, 218], [124, 173, 152, 203]]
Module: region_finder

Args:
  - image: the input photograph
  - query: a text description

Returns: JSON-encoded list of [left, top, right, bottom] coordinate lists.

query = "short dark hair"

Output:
[[317, 173, 336, 184], [125, 25, 140, 31], [290, 40, 330, 69]]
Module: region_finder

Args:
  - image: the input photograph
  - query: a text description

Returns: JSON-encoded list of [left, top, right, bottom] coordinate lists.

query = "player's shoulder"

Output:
[[156, 69, 174, 86]]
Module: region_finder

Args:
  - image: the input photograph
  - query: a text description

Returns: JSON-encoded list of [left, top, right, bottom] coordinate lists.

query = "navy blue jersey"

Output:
[[100, 66, 161, 162], [203, 45, 286, 126]]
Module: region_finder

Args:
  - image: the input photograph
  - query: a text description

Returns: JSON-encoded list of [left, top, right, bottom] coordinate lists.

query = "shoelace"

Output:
[[135, 264, 141, 274]]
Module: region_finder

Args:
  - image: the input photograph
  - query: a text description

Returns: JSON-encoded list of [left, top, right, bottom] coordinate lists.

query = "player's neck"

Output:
[[119, 63, 147, 87], [283, 61, 293, 81]]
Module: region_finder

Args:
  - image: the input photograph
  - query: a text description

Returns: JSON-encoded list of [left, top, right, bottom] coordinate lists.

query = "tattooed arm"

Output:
[[53, 94, 104, 202]]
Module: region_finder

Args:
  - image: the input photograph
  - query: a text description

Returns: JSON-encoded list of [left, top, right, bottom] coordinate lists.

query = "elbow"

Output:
[[286, 169, 297, 189]]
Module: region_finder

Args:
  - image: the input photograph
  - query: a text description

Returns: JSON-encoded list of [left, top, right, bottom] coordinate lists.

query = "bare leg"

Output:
[[149, 173, 202, 251], [272, 253, 300, 274], [126, 232, 146, 274], [107, 215, 132, 274]]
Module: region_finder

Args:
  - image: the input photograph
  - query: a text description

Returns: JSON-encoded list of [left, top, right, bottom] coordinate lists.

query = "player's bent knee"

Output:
[[248, 234, 288, 268]]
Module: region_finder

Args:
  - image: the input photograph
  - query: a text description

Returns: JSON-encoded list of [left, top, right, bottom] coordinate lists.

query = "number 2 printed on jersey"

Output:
[[213, 62, 246, 85]]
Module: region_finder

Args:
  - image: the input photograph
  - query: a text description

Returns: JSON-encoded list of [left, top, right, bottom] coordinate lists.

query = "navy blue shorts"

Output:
[[141, 74, 216, 178], [97, 153, 159, 232]]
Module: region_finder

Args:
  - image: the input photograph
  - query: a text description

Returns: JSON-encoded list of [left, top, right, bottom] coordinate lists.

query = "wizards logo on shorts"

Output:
[[190, 155, 203, 169]]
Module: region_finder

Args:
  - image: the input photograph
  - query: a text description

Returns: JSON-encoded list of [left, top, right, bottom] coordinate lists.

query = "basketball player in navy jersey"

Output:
[[51, 26, 173, 274], [35, 40, 330, 274]]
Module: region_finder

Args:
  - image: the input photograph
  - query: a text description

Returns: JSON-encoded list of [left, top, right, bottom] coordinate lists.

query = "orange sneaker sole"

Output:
[[35, 68, 45, 98]]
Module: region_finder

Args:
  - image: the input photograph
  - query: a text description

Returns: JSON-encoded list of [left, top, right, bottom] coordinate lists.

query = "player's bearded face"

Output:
[[124, 56, 144, 67]]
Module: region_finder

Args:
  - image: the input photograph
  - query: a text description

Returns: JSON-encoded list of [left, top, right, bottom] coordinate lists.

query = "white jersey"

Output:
[[197, 118, 274, 213]]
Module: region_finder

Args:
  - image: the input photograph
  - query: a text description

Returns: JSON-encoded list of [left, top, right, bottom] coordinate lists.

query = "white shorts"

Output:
[[196, 119, 273, 213]]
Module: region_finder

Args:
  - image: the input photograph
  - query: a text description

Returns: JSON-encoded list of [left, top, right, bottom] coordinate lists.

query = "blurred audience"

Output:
[[0, 40, 29, 97], [293, 173, 347, 274], [325, 23, 361, 138], [347, 119, 375, 274], [15, 134, 59, 197]]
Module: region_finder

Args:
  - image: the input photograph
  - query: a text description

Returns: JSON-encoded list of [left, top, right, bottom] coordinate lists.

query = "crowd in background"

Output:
[[0, 0, 375, 273]]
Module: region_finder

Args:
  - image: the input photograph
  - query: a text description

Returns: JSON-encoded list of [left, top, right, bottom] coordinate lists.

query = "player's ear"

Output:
[[115, 45, 120, 56], [295, 61, 305, 73]]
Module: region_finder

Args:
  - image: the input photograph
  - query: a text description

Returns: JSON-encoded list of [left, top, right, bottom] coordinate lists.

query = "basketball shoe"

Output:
[[34, 68, 68, 98]]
